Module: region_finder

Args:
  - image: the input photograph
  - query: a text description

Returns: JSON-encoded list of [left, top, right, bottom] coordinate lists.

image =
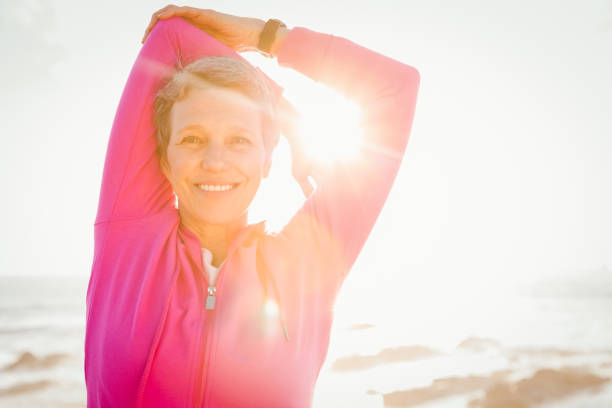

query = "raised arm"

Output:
[[96, 15, 281, 224], [138, 7, 419, 284], [275, 27, 420, 281]]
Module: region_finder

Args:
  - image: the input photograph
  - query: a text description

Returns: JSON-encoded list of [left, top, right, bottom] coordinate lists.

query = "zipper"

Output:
[[194, 261, 227, 408], [205, 286, 216, 310], [192, 224, 266, 406], [196, 308, 216, 407]]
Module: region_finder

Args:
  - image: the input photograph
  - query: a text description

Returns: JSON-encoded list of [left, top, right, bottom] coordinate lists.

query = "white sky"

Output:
[[1, 0, 610, 297]]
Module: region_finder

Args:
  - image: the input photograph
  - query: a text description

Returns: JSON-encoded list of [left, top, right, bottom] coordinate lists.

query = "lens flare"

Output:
[[262, 298, 279, 318], [291, 85, 364, 165]]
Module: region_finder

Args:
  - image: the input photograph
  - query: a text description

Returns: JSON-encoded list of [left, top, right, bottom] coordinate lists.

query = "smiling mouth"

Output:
[[194, 183, 241, 192]]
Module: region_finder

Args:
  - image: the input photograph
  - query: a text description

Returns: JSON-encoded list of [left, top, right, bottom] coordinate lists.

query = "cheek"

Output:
[[166, 152, 197, 184], [243, 149, 267, 175]]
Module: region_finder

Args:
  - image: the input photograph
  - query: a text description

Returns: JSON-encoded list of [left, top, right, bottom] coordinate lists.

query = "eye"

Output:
[[180, 135, 203, 144], [231, 136, 252, 145]]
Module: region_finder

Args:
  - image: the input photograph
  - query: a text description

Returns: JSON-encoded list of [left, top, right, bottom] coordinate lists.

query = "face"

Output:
[[161, 86, 271, 226]]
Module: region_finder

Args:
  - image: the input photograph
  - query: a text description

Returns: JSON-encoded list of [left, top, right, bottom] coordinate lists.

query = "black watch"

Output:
[[258, 19, 287, 58]]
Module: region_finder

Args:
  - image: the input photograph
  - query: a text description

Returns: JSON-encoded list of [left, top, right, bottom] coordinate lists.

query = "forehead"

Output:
[[170, 86, 262, 136]]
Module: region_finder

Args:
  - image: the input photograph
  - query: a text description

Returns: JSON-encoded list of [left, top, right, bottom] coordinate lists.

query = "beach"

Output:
[[1, 271, 612, 407]]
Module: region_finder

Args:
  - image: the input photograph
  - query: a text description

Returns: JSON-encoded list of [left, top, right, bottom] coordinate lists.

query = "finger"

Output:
[[142, 14, 160, 43], [142, 10, 168, 43], [180, 6, 202, 17], [142, 5, 178, 43], [142, 6, 195, 43]]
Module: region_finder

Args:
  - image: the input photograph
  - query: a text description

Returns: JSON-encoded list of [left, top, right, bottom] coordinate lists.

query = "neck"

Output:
[[180, 210, 248, 268]]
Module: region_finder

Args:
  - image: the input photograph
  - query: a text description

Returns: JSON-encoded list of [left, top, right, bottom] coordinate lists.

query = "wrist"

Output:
[[257, 19, 288, 58], [252, 19, 267, 49], [269, 26, 289, 58]]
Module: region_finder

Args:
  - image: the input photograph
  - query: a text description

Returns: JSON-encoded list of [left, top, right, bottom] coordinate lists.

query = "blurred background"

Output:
[[1, 0, 611, 406]]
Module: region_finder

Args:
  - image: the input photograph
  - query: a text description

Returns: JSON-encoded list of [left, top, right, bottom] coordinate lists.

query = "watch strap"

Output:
[[258, 19, 287, 57]]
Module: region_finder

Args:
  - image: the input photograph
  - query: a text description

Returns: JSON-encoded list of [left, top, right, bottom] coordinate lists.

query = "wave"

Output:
[[0, 326, 53, 335]]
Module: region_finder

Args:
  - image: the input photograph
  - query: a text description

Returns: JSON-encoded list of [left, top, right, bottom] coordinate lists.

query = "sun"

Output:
[[241, 53, 365, 166], [284, 82, 364, 166]]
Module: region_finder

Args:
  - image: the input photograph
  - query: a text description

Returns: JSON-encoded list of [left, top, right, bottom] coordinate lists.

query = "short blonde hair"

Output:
[[153, 56, 280, 164]]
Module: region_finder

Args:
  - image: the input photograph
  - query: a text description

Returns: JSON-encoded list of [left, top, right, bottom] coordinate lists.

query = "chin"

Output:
[[191, 207, 247, 226], [176, 192, 253, 227]]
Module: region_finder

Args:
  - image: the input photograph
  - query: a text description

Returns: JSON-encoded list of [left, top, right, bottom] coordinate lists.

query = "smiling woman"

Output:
[[151, 55, 281, 264], [160, 84, 270, 236], [85, 5, 419, 408]]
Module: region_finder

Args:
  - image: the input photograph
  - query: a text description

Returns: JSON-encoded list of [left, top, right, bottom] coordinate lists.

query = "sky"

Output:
[[1, 0, 610, 303]]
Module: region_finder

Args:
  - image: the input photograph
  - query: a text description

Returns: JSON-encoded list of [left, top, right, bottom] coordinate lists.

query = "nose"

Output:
[[201, 144, 229, 172]]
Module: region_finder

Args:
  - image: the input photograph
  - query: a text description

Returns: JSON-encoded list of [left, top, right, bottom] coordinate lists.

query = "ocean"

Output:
[[1, 272, 611, 407]]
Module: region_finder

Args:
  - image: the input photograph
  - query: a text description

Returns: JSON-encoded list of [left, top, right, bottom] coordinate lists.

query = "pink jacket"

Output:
[[85, 17, 419, 407]]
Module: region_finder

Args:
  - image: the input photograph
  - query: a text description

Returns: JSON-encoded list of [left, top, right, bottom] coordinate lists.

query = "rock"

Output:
[[3, 351, 69, 371], [0, 380, 54, 396]]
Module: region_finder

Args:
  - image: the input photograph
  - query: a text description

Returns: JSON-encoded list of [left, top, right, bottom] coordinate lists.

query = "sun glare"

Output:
[[289, 84, 363, 165]]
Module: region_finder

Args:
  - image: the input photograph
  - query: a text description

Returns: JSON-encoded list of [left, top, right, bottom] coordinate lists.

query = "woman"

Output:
[[85, 5, 419, 407]]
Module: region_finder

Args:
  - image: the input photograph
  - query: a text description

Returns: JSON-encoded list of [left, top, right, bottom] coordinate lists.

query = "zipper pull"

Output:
[[205, 286, 216, 310]]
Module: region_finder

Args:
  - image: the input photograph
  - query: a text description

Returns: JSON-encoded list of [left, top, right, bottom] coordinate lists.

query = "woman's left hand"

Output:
[[142, 5, 265, 53]]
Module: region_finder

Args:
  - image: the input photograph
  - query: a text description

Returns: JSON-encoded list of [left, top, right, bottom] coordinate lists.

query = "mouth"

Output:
[[194, 182, 241, 193]]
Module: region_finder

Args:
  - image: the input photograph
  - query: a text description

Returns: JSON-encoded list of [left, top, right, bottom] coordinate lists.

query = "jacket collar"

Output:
[[179, 219, 267, 256]]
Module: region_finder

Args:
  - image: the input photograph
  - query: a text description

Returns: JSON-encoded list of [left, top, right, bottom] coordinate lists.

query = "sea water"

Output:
[[1, 273, 611, 407]]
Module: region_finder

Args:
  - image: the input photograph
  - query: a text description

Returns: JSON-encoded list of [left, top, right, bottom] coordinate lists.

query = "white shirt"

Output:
[[201, 247, 223, 286]]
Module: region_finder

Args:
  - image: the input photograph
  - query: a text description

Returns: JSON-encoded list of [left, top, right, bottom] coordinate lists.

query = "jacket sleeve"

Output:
[[276, 27, 420, 283], [95, 17, 282, 224]]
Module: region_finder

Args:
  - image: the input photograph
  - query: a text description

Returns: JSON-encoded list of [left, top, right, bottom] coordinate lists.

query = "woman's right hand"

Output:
[[142, 5, 265, 53], [278, 97, 315, 198]]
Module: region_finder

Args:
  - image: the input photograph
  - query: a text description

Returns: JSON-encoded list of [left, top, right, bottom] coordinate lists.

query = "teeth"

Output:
[[197, 184, 235, 192]]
